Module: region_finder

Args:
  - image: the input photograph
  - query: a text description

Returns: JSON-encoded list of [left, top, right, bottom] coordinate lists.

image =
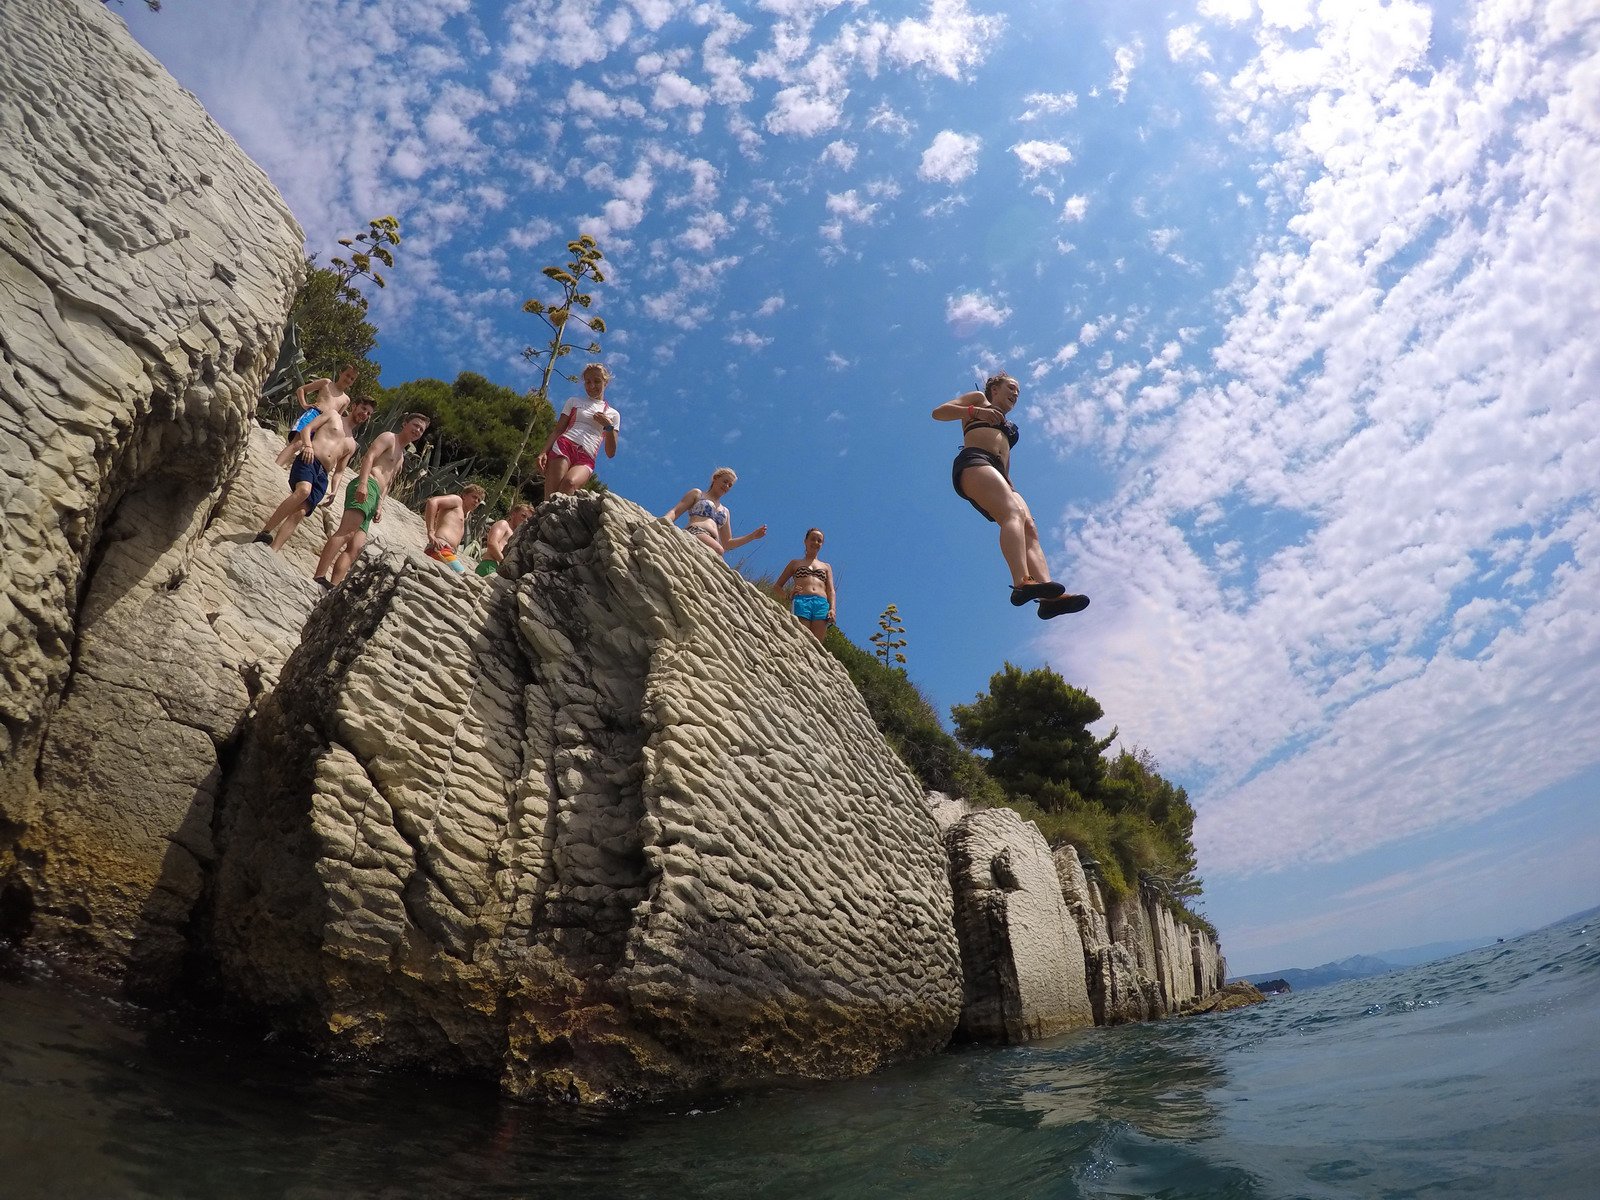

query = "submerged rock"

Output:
[[210, 492, 963, 1102]]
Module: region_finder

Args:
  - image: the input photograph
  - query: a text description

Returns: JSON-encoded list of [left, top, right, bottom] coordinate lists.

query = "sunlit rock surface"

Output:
[[210, 492, 964, 1103], [0, 0, 306, 976], [1055, 845, 1226, 1024], [945, 808, 1095, 1040]]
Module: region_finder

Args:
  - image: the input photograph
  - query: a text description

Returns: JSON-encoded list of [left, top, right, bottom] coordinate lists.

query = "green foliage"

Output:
[[822, 629, 1005, 808], [496, 234, 610, 509], [951, 662, 1117, 812], [868, 604, 908, 667], [378, 373, 554, 509], [950, 663, 1202, 906], [285, 262, 379, 395]]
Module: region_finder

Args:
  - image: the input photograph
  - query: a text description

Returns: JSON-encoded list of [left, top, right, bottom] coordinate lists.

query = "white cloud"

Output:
[[821, 139, 858, 168], [766, 84, 845, 136], [945, 290, 1011, 334], [755, 294, 786, 317], [728, 329, 773, 350], [1010, 139, 1073, 176], [1111, 39, 1143, 101], [1037, 0, 1600, 881], [919, 130, 982, 183], [1061, 194, 1089, 222], [1018, 90, 1078, 121], [1167, 24, 1211, 63]]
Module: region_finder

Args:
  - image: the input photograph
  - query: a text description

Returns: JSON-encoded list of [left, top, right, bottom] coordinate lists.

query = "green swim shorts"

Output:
[[475, 559, 500, 577], [343, 477, 383, 532]]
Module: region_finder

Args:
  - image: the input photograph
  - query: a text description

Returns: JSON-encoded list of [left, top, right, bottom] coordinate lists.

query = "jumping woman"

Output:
[[933, 370, 1089, 619], [537, 362, 619, 496]]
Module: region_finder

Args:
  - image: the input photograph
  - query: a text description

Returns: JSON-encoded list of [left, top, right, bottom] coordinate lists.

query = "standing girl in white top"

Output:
[[662, 467, 767, 557], [537, 362, 620, 496]]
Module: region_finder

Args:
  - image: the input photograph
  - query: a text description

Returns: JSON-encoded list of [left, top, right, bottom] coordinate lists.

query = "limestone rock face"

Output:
[[1054, 845, 1226, 1024], [209, 491, 963, 1103], [945, 809, 1094, 1041], [0, 0, 304, 967]]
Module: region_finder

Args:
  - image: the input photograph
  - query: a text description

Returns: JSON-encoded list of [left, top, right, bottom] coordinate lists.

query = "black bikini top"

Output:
[[964, 416, 1020, 447]]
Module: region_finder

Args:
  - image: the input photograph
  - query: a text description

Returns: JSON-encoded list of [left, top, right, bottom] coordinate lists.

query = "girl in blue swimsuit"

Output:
[[662, 467, 768, 557], [932, 371, 1089, 620], [776, 528, 835, 642]]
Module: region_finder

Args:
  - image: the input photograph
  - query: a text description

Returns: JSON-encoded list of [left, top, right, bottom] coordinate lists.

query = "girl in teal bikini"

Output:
[[776, 528, 835, 642]]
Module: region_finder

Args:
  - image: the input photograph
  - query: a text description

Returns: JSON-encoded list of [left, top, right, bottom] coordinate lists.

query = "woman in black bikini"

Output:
[[775, 528, 835, 642], [932, 370, 1089, 619]]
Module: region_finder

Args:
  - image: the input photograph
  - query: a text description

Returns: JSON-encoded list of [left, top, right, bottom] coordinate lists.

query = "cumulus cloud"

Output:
[[1010, 139, 1073, 176], [1061, 194, 1089, 221], [945, 290, 1012, 335], [728, 328, 773, 350], [919, 130, 982, 183], [1110, 39, 1143, 101], [821, 139, 858, 168]]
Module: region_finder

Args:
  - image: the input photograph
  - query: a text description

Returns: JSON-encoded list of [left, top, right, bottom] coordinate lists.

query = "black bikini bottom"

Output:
[[952, 446, 1010, 523]]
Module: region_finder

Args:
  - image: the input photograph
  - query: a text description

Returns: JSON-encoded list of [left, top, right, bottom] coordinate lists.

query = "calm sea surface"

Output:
[[3, 912, 1596, 1199]]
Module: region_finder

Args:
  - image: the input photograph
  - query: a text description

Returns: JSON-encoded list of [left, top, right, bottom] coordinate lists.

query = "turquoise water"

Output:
[[3, 913, 1596, 1198]]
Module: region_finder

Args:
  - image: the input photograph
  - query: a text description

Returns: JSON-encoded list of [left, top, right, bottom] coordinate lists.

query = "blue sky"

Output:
[[119, 0, 1600, 975]]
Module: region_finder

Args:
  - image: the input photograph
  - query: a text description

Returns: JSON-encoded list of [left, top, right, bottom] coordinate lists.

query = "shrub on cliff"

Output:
[[820, 628, 1005, 808]]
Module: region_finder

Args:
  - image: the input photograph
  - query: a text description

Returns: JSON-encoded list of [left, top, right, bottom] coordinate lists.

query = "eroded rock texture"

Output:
[[210, 492, 963, 1103], [1055, 844, 1226, 1024], [0, 0, 305, 977], [945, 809, 1094, 1040]]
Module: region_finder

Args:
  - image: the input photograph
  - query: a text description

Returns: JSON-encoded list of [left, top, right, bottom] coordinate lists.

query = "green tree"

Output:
[[288, 263, 379, 394], [379, 372, 555, 506], [951, 663, 1117, 812], [496, 234, 609, 509]]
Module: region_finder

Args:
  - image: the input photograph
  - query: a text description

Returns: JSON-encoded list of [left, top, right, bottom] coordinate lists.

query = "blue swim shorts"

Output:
[[291, 406, 322, 435], [288, 456, 330, 515], [792, 594, 829, 622]]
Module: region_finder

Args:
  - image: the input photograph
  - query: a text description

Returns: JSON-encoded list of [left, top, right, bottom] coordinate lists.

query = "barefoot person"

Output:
[[662, 467, 767, 557], [422, 485, 486, 573], [255, 397, 374, 551], [536, 363, 618, 496], [932, 371, 1089, 619], [476, 504, 532, 577], [276, 364, 358, 468], [775, 528, 836, 642], [313, 412, 431, 588]]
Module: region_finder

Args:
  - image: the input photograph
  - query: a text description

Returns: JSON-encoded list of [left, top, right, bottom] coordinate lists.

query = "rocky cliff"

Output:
[[0, 0, 1233, 1105], [209, 492, 963, 1103], [0, 0, 306, 981], [934, 806, 1228, 1035]]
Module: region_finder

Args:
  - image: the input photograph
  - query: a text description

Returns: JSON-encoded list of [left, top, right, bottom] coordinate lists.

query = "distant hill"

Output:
[[1236, 937, 1490, 993]]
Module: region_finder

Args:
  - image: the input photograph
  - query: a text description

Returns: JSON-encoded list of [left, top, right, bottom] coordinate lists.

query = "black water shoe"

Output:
[[1037, 594, 1090, 619], [1010, 579, 1067, 606], [253, 531, 272, 544]]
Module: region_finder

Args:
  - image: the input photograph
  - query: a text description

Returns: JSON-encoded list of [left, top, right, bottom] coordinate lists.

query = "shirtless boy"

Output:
[[476, 503, 532, 577], [312, 412, 430, 588], [422, 485, 486, 573], [277, 363, 359, 468], [255, 397, 375, 551]]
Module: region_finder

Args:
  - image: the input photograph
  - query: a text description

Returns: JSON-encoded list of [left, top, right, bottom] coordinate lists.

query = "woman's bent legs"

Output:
[[960, 464, 1047, 587]]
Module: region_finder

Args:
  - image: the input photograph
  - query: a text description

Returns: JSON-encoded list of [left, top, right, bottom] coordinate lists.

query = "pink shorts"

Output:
[[550, 435, 596, 470]]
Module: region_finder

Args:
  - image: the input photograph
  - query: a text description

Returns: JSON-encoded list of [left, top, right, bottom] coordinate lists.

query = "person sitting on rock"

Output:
[[312, 411, 430, 589], [275, 363, 358, 467], [661, 467, 767, 557], [254, 397, 374, 552], [775, 527, 836, 642], [536, 362, 619, 496], [422, 485, 486, 573], [477, 503, 532, 577]]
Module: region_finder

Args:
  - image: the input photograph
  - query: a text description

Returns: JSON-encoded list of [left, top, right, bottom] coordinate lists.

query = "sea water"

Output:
[[2, 912, 1596, 1199]]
